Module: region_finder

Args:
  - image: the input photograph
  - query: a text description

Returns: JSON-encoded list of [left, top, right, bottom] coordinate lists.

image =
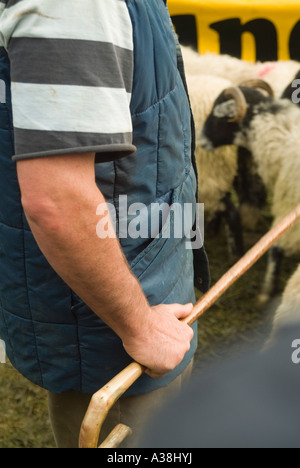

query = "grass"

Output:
[[0, 361, 55, 448], [0, 208, 298, 448]]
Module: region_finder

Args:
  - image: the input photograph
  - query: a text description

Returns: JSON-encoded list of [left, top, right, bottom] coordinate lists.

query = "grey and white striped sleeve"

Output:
[[0, 0, 136, 163]]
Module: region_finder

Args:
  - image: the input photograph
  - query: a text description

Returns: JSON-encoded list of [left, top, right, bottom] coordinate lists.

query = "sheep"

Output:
[[233, 146, 268, 232], [181, 46, 300, 235], [185, 72, 243, 258], [256, 60, 300, 99], [183, 54, 269, 253], [273, 264, 300, 330], [181, 45, 300, 98], [181, 46, 257, 84], [198, 82, 300, 305], [265, 264, 300, 348], [181, 48, 273, 231]]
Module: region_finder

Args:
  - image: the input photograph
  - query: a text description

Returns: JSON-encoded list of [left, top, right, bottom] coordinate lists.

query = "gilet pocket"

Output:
[[130, 169, 196, 304]]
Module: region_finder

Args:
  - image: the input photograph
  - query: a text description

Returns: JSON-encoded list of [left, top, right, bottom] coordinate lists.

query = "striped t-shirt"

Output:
[[0, 0, 136, 162]]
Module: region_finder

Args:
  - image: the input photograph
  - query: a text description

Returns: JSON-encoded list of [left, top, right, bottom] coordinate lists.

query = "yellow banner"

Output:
[[168, 0, 300, 61]]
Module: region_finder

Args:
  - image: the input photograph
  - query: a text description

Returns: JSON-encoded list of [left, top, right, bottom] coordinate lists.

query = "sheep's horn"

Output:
[[223, 87, 247, 123], [239, 79, 274, 98]]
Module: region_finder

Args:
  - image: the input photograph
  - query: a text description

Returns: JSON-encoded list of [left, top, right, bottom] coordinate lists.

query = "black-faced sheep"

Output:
[[182, 47, 270, 234], [185, 73, 243, 258], [199, 83, 300, 305]]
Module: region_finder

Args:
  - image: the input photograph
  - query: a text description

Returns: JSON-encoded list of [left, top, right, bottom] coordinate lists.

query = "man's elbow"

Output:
[[21, 190, 67, 234]]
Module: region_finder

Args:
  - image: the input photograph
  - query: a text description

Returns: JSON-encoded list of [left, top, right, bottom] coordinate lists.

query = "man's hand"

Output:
[[122, 303, 194, 378]]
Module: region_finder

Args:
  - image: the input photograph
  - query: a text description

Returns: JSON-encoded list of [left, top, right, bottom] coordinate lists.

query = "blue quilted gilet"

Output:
[[0, 0, 209, 395]]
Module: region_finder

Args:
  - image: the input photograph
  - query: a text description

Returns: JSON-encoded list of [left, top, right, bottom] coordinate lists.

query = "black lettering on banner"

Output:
[[289, 21, 300, 61], [210, 18, 278, 61], [172, 15, 198, 50]]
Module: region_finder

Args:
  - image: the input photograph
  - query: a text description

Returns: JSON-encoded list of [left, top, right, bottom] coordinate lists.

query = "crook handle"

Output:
[[79, 362, 145, 448]]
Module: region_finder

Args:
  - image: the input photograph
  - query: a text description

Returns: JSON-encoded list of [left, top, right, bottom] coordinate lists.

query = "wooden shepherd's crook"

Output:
[[79, 204, 300, 449]]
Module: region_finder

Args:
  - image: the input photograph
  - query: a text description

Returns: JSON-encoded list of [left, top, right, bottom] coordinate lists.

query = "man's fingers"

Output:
[[171, 302, 194, 320], [152, 302, 194, 320], [144, 369, 165, 379]]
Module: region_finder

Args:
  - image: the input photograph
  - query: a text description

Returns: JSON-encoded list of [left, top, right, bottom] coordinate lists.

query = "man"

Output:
[[0, 0, 209, 447]]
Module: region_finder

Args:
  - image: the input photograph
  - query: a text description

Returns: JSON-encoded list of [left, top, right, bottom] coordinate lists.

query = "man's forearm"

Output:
[[29, 201, 149, 337], [21, 172, 150, 342]]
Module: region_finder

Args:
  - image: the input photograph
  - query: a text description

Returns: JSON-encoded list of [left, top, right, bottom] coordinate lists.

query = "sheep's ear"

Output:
[[213, 100, 238, 120]]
